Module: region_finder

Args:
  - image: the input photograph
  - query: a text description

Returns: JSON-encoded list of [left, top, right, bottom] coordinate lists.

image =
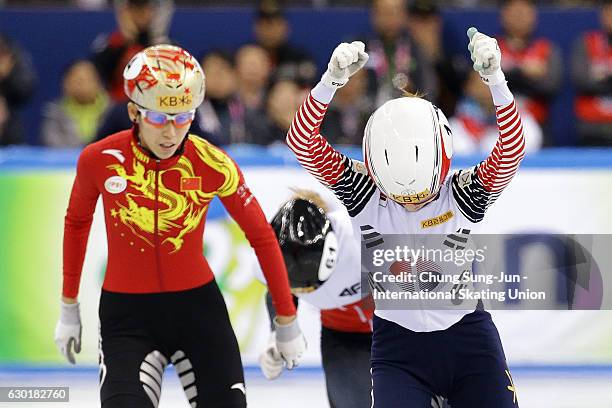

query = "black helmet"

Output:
[[271, 199, 338, 292]]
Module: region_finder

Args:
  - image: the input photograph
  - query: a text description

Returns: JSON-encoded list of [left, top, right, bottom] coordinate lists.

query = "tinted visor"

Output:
[[138, 107, 195, 128]]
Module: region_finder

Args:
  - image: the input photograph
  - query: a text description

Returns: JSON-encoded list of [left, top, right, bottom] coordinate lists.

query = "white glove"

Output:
[[258, 332, 284, 380], [321, 41, 369, 90], [54, 301, 82, 364], [467, 27, 506, 86], [274, 317, 306, 370]]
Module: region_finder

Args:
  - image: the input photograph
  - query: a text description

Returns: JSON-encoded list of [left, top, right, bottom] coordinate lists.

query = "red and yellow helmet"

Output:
[[123, 44, 205, 114]]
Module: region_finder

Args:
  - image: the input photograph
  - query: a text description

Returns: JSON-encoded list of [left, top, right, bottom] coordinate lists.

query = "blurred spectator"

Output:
[[75, 0, 107, 8], [247, 79, 303, 145], [94, 103, 132, 140], [42, 60, 109, 147], [571, 0, 612, 146], [92, 0, 174, 102], [0, 96, 21, 145], [0, 0, 604, 7], [266, 80, 302, 141], [406, 0, 470, 116], [235, 44, 272, 111], [497, 0, 562, 130], [450, 71, 542, 155], [320, 69, 374, 145], [194, 51, 246, 146], [0, 34, 36, 145], [254, 1, 318, 86], [366, 0, 436, 107]]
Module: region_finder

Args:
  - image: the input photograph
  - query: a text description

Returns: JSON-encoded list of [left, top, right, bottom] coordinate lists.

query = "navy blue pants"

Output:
[[371, 310, 519, 408]]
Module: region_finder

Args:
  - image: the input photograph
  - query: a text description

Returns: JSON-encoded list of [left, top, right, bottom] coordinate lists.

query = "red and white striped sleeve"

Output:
[[287, 92, 377, 217], [452, 99, 526, 223], [477, 100, 526, 192], [286, 93, 346, 186]]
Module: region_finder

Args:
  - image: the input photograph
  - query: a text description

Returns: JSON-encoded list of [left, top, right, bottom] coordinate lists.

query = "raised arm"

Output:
[[286, 42, 377, 217], [452, 28, 526, 223]]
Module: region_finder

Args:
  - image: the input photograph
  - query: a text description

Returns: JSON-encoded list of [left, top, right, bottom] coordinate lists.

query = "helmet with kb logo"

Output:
[[123, 44, 205, 113], [363, 96, 453, 206]]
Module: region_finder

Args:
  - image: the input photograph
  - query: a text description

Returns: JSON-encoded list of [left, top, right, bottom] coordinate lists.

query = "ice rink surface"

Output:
[[1, 365, 611, 407]]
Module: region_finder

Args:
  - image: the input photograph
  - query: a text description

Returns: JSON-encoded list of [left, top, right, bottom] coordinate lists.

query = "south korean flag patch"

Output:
[[458, 166, 477, 189]]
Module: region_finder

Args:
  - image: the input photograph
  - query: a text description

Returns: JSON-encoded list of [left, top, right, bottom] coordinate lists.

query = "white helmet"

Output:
[[363, 97, 453, 205], [123, 44, 205, 114]]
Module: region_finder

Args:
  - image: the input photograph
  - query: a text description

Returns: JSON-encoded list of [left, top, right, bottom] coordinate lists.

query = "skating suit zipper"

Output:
[[154, 160, 164, 291]]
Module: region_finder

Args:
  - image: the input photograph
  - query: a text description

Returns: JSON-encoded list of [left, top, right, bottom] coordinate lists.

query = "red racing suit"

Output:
[[63, 128, 296, 316]]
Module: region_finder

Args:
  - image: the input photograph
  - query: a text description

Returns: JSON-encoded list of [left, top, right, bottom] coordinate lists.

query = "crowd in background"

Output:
[[0, 0, 605, 8], [0, 0, 610, 152]]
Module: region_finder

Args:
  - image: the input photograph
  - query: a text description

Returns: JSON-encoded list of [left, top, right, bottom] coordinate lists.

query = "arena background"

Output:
[[1, 4, 612, 407], [0, 6, 601, 145], [1, 145, 612, 368]]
